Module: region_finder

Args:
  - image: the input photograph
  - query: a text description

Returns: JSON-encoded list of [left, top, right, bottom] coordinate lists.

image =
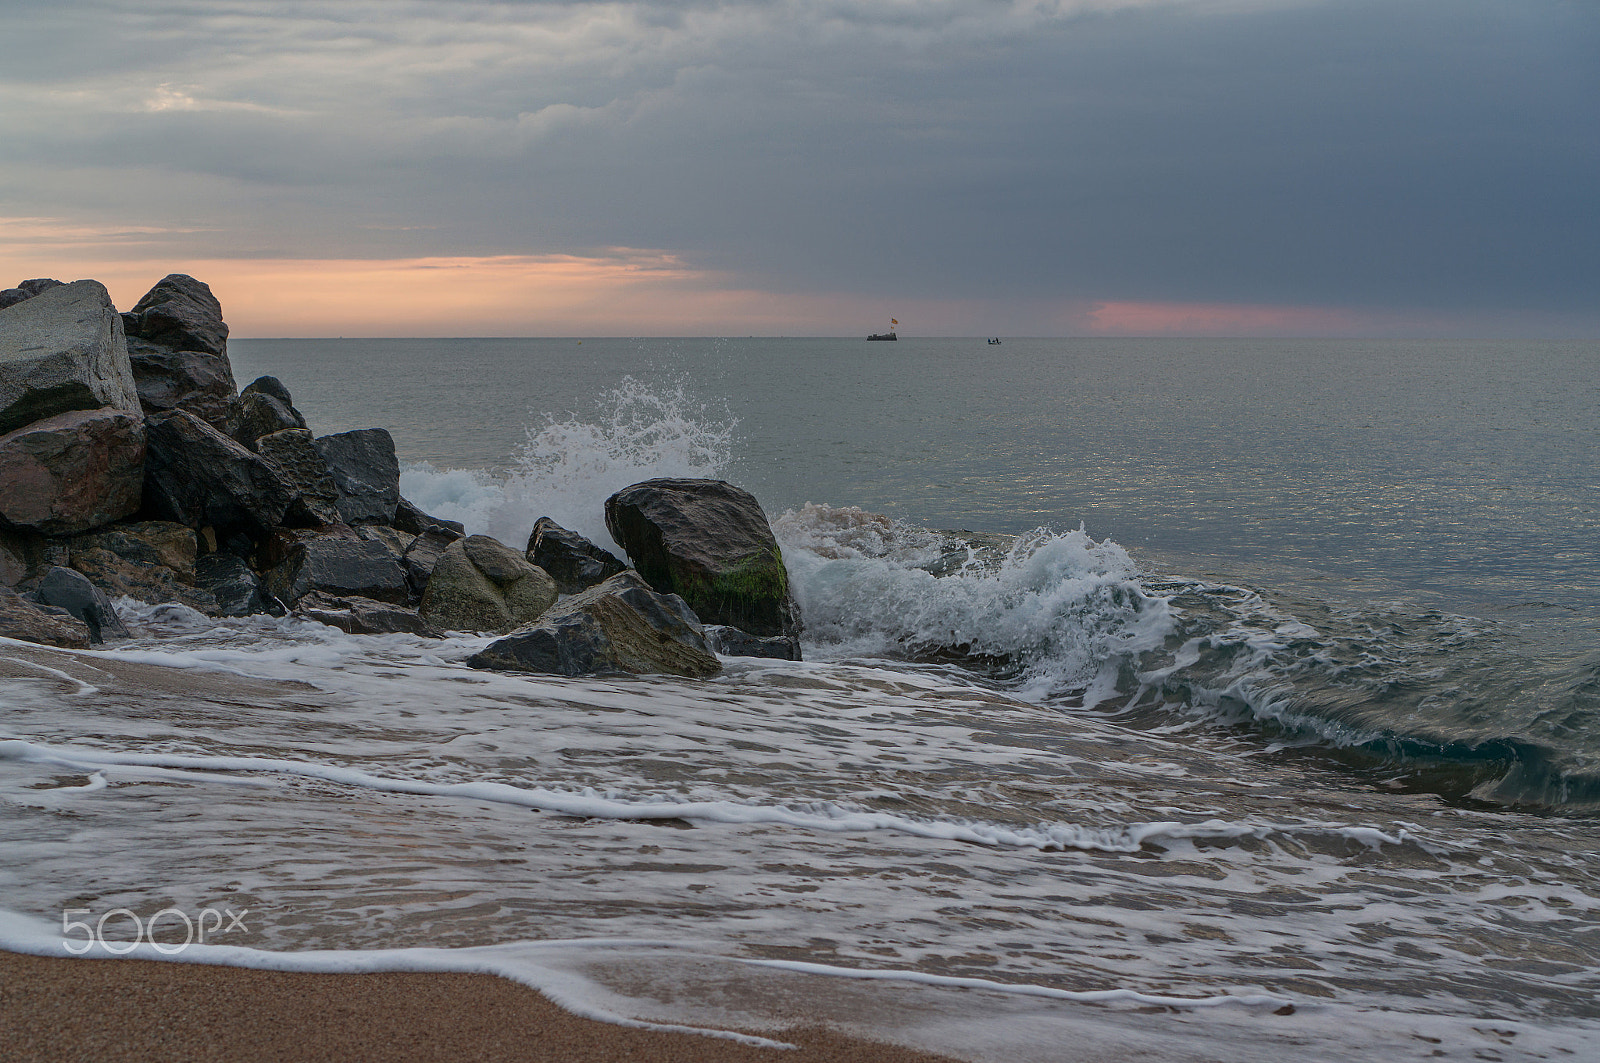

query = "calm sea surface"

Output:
[[3, 336, 1597, 1062]]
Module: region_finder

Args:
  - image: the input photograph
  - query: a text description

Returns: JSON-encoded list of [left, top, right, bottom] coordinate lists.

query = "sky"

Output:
[[1, 0, 1595, 337]]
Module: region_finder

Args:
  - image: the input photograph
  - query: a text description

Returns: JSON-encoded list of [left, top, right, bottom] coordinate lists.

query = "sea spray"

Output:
[[774, 503, 1176, 705], [399, 378, 735, 553]]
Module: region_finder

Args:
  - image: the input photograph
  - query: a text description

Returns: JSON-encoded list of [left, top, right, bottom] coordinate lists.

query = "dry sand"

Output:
[[0, 950, 974, 1063]]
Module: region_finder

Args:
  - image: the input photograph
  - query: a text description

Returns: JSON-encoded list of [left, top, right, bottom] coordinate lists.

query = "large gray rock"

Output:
[[35, 565, 130, 643], [121, 276, 237, 431], [261, 529, 409, 606], [141, 409, 292, 537], [0, 280, 141, 435], [0, 408, 145, 535], [0, 279, 65, 311], [314, 429, 400, 526], [121, 274, 229, 357], [0, 585, 90, 648], [467, 571, 720, 678], [605, 478, 801, 646], [526, 516, 626, 594], [419, 535, 556, 634], [255, 428, 342, 526]]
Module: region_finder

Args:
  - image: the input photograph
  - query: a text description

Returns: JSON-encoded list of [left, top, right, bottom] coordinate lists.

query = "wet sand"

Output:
[[0, 950, 972, 1063]]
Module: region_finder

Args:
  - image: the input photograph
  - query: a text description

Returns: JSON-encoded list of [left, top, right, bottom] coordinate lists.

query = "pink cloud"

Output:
[[1085, 300, 1363, 337]]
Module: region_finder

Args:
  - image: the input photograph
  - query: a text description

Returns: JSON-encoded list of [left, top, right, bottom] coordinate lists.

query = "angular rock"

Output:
[[35, 565, 130, 643], [356, 524, 414, 557], [255, 428, 342, 526], [401, 526, 459, 598], [314, 428, 400, 526], [232, 390, 303, 449], [392, 498, 465, 538], [261, 529, 409, 606], [419, 534, 556, 634], [468, 571, 720, 678], [0, 407, 145, 535], [68, 546, 217, 614], [526, 516, 627, 594], [294, 590, 440, 637], [141, 409, 292, 537], [195, 553, 272, 616], [126, 343, 238, 430], [605, 479, 801, 645], [0, 586, 90, 648], [703, 625, 802, 662], [70, 521, 197, 577], [121, 274, 228, 357], [0, 279, 141, 435]]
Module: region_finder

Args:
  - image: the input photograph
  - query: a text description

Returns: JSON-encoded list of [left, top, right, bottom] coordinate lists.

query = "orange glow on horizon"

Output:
[[1086, 300, 1362, 336]]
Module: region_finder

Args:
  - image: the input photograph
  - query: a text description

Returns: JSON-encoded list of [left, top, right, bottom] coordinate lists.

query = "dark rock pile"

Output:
[[0, 273, 804, 677]]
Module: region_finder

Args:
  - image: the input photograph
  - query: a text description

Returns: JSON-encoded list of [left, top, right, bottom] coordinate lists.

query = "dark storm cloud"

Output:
[[1, 0, 1594, 325]]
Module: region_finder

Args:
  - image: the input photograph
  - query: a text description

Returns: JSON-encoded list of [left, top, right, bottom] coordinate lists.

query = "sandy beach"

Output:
[[0, 950, 972, 1063]]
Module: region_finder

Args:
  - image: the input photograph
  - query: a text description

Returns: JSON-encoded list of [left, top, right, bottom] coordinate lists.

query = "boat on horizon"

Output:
[[867, 331, 897, 341]]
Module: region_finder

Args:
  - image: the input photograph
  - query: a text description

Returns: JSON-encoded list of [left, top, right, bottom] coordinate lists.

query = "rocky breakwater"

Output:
[[0, 272, 464, 641], [0, 270, 805, 682]]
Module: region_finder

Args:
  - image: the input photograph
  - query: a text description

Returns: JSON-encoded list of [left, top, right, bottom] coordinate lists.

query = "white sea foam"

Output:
[[775, 504, 1175, 705], [400, 377, 735, 553]]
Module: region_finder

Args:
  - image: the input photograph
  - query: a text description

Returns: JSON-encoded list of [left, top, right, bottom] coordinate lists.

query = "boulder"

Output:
[[604, 479, 801, 645], [0, 586, 90, 648], [703, 625, 801, 662], [121, 274, 228, 357], [314, 429, 400, 526], [254, 428, 342, 526], [0, 279, 141, 435], [392, 498, 465, 538], [232, 391, 303, 449], [141, 409, 292, 537], [294, 591, 440, 637], [68, 546, 217, 614], [66, 520, 213, 613], [419, 535, 556, 634], [400, 526, 459, 598], [0, 407, 145, 535], [526, 516, 626, 594], [126, 345, 239, 431], [34, 565, 130, 643], [355, 524, 414, 557], [195, 553, 272, 616], [467, 571, 720, 679], [261, 529, 409, 606]]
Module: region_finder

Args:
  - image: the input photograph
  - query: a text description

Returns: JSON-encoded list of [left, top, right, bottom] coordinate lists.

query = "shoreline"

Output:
[[0, 949, 972, 1063]]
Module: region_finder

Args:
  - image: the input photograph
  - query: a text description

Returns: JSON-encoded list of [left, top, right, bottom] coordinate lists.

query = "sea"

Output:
[[2, 337, 1596, 1061]]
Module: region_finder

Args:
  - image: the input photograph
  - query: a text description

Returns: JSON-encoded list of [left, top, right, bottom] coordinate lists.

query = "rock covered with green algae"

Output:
[[604, 477, 800, 659], [467, 570, 719, 678]]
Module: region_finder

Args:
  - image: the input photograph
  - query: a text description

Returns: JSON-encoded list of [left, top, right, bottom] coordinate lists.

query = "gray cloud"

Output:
[[1, 0, 1594, 328]]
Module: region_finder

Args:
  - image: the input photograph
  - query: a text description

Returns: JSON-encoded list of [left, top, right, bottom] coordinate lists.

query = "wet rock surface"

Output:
[[468, 570, 720, 678], [314, 428, 401, 526], [419, 535, 556, 634], [526, 517, 626, 594], [605, 478, 800, 647]]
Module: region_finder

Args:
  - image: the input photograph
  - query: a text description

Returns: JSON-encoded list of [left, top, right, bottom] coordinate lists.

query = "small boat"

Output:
[[987, 338, 1002, 345], [867, 331, 897, 341]]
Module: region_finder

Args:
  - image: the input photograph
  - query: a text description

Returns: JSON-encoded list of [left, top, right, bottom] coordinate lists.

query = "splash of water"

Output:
[[399, 378, 736, 553]]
